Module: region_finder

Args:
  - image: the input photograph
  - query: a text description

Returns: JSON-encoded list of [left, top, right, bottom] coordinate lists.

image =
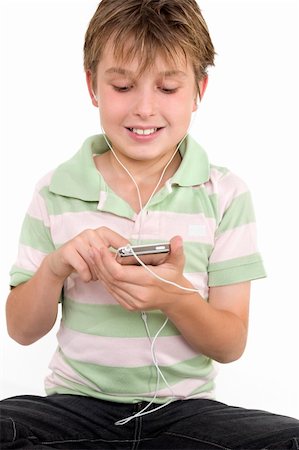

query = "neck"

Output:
[[108, 148, 181, 186], [95, 135, 184, 212]]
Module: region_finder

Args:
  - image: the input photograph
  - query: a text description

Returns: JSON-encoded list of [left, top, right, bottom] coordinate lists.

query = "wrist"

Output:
[[42, 254, 70, 286], [160, 275, 197, 313]]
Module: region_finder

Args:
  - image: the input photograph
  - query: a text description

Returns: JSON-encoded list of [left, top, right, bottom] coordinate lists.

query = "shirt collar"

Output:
[[172, 135, 210, 186], [49, 135, 108, 201], [49, 134, 210, 200]]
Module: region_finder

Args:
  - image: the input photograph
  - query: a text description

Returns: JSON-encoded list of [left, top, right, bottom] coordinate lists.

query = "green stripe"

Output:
[[42, 182, 219, 219], [55, 350, 212, 398], [216, 192, 255, 234], [9, 266, 34, 286], [99, 190, 135, 219], [20, 215, 55, 253], [184, 242, 212, 273], [62, 299, 180, 337], [189, 380, 215, 397], [208, 254, 266, 286], [149, 187, 218, 218], [40, 186, 99, 215]]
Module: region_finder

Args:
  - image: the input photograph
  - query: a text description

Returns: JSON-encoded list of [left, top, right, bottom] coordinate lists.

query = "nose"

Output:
[[133, 88, 156, 119]]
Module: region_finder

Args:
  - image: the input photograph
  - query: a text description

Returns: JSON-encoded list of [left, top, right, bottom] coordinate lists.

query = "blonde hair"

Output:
[[84, 0, 215, 89]]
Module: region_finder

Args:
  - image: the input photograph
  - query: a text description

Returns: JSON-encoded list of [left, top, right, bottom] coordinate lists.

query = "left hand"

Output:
[[90, 235, 191, 311]]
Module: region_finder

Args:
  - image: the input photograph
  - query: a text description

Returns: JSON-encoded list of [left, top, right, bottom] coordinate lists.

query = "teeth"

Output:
[[131, 128, 157, 135]]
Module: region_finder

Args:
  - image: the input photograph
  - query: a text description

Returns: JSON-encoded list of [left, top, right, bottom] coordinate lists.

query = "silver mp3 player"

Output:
[[116, 242, 170, 265]]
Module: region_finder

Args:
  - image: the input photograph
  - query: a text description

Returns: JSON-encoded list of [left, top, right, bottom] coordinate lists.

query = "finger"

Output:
[[86, 249, 98, 279], [99, 278, 141, 311], [73, 240, 99, 281], [90, 246, 120, 281], [95, 227, 129, 250], [91, 247, 151, 304], [91, 254, 141, 310], [66, 246, 93, 282], [105, 248, 162, 290], [165, 235, 185, 269], [91, 246, 139, 284]]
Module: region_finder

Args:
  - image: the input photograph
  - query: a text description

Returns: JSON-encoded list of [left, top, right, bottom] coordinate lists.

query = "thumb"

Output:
[[167, 236, 185, 268]]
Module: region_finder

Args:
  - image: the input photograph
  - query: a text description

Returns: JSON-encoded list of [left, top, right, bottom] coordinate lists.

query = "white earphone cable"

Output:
[[102, 131, 186, 211], [115, 314, 174, 426], [100, 106, 200, 426], [128, 246, 200, 293]]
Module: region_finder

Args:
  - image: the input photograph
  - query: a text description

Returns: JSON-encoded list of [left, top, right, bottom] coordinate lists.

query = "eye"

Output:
[[159, 87, 178, 94], [112, 85, 132, 92]]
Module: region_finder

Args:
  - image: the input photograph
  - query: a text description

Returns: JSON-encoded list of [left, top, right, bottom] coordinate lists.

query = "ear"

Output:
[[86, 70, 98, 107], [193, 75, 209, 111]]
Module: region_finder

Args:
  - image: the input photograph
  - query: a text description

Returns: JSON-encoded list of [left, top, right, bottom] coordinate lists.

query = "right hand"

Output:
[[45, 227, 128, 283]]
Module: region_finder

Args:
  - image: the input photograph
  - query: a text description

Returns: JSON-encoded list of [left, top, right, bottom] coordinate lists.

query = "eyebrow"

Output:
[[105, 67, 187, 78]]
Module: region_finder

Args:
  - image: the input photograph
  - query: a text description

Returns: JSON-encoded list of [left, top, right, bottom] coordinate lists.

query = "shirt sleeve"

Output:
[[10, 174, 57, 287], [207, 170, 266, 287]]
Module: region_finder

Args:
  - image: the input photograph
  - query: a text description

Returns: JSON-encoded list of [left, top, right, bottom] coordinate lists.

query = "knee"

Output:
[[0, 418, 17, 443], [0, 417, 32, 447]]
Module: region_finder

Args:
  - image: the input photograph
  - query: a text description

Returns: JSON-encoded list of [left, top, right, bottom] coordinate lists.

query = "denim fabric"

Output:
[[0, 395, 298, 449]]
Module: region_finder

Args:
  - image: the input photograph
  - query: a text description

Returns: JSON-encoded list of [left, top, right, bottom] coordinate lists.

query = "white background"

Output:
[[0, 0, 298, 419]]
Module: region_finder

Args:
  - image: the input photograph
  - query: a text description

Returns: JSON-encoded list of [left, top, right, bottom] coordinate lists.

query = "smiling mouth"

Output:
[[127, 127, 162, 136]]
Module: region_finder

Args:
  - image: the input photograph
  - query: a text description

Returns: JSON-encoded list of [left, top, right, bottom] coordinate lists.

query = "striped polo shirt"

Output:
[[10, 134, 266, 403]]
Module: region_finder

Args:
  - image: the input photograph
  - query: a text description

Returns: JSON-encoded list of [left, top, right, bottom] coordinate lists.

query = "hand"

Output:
[[45, 227, 128, 283], [90, 236, 192, 312]]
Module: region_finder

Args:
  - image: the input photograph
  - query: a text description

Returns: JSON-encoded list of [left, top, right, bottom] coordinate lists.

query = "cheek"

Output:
[[99, 93, 126, 122], [167, 89, 195, 111], [169, 96, 194, 122]]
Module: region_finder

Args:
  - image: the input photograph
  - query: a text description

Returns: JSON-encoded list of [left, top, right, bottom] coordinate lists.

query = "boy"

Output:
[[1, 1, 298, 449]]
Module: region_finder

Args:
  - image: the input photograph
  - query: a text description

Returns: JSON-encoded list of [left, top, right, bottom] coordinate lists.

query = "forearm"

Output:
[[162, 291, 247, 363], [6, 256, 64, 345]]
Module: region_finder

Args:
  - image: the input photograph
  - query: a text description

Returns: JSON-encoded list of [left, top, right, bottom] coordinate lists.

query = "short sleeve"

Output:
[[207, 171, 266, 286], [10, 174, 57, 287]]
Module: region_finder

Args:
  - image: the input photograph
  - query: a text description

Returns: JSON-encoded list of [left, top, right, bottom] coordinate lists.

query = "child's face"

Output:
[[88, 41, 205, 164]]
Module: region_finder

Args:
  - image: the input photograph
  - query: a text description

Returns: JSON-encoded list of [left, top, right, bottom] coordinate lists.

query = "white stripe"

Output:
[[57, 323, 199, 368], [217, 172, 249, 218], [129, 211, 216, 243], [184, 272, 209, 299], [27, 191, 50, 227], [15, 244, 47, 272], [50, 211, 133, 244], [46, 349, 102, 392], [65, 274, 117, 305], [49, 209, 216, 246], [26, 171, 54, 226], [210, 223, 257, 263], [65, 272, 209, 304]]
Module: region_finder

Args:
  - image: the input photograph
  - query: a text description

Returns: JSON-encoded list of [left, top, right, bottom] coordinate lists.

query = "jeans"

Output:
[[0, 395, 298, 449]]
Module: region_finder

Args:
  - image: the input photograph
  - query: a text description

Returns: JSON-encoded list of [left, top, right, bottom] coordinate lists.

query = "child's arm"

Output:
[[90, 236, 249, 364], [6, 227, 128, 345], [161, 280, 250, 364]]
